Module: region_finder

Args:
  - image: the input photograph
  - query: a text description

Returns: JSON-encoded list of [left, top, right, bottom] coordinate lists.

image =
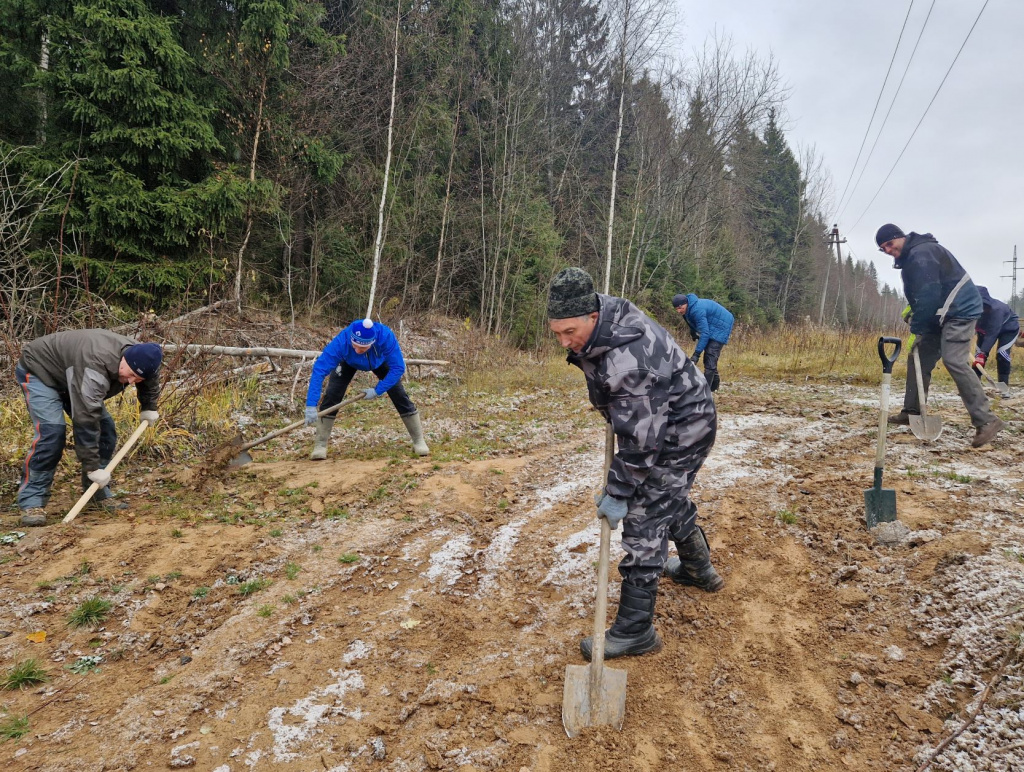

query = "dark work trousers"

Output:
[[16, 364, 116, 509], [320, 362, 416, 417], [702, 339, 725, 391], [977, 324, 1019, 385], [619, 425, 716, 590]]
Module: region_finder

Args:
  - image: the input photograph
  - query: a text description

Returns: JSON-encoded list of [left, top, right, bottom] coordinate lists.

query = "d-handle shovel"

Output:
[[864, 337, 901, 529], [227, 393, 367, 467], [63, 419, 152, 524], [974, 364, 1009, 396], [909, 346, 943, 441], [562, 423, 628, 738]]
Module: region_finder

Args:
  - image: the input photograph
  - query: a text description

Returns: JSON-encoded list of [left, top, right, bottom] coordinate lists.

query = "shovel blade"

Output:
[[908, 414, 942, 441], [864, 486, 898, 529], [562, 663, 627, 738], [228, 449, 253, 467]]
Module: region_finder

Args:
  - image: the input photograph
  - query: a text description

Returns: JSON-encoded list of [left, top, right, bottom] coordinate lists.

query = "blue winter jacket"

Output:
[[975, 286, 1020, 353], [305, 320, 406, 406], [895, 233, 982, 335], [681, 293, 734, 355]]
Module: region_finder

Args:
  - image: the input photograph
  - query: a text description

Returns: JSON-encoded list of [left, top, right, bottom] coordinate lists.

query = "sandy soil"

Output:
[[1, 375, 1022, 772]]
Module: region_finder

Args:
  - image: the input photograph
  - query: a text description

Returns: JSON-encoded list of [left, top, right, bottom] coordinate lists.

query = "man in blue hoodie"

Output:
[[304, 319, 429, 459], [671, 292, 734, 392], [974, 286, 1019, 388], [876, 224, 1003, 447]]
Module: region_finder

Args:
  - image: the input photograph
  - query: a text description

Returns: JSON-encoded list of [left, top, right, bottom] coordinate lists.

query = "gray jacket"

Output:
[[567, 295, 716, 500], [20, 330, 160, 470]]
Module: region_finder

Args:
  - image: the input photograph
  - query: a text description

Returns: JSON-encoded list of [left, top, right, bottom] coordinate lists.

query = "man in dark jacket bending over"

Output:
[[548, 267, 723, 661], [16, 330, 162, 526], [974, 286, 1019, 388], [877, 224, 1003, 447]]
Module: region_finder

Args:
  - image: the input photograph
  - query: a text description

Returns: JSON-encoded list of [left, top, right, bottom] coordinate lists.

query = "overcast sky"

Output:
[[678, 0, 1022, 302]]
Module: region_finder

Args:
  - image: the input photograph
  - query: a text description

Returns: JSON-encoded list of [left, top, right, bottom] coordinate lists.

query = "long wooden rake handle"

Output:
[[63, 419, 151, 524]]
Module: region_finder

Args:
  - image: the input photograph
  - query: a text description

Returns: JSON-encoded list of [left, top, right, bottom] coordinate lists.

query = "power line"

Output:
[[837, 0, 936, 222], [849, 0, 991, 232], [831, 0, 915, 220]]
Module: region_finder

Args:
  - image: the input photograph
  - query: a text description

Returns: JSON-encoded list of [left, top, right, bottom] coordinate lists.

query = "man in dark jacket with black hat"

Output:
[[876, 224, 1003, 447], [974, 286, 1019, 388], [547, 267, 723, 661], [15, 330, 162, 526]]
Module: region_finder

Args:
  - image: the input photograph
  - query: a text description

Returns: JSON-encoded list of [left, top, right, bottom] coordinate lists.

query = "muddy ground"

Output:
[[2, 348, 1023, 771]]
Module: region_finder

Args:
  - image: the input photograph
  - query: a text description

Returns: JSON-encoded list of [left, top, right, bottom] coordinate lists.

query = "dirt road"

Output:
[[2, 378, 1021, 771]]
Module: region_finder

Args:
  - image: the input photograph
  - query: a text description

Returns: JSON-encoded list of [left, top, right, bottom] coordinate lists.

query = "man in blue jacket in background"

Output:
[[304, 318, 429, 459], [877, 224, 1003, 447], [974, 286, 1019, 388], [672, 292, 734, 392]]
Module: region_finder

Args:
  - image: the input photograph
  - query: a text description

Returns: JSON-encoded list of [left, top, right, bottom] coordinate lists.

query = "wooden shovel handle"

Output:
[[237, 393, 367, 453], [63, 419, 151, 524], [590, 423, 616, 695]]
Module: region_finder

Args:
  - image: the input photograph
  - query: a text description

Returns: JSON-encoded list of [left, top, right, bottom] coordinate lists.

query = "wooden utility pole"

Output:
[[828, 224, 849, 326]]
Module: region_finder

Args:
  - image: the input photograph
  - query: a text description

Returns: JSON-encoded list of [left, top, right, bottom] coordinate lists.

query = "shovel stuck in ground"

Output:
[[865, 337, 901, 529], [218, 394, 367, 468], [909, 347, 943, 441], [562, 424, 627, 738]]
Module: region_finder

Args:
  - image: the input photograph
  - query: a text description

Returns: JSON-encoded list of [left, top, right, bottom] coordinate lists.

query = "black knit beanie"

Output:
[[875, 223, 905, 246], [548, 268, 599, 319]]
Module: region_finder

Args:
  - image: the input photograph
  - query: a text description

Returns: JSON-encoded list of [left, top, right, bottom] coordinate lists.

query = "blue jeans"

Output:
[[16, 365, 115, 509]]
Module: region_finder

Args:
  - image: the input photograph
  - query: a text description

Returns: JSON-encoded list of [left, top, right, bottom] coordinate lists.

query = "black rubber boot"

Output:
[[665, 525, 724, 592], [580, 582, 662, 661]]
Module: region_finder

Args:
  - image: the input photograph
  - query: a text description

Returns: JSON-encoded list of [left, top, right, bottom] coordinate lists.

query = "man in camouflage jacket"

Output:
[[548, 267, 724, 660]]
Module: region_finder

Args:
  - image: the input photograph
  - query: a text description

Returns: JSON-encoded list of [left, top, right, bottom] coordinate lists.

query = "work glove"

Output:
[[901, 305, 913, 324], [907, 333, 916, 352], [87, 469, 111, 489], [595, 493, 628, 530], [974, 352, 987, 368], [304, 406, 319, 426], [691, 352, 701, 365], [139, 410, 159, 424], [363, 388, 379, 400]]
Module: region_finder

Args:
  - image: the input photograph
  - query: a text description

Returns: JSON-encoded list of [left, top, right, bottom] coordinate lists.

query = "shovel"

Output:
[[974, 364, 1009, 396], [865, 337, 901, 529], [562, 423, 628, 738], [63, 419, 152, 524], [909, 347, 943, 441], [224, 393, 366, 467]]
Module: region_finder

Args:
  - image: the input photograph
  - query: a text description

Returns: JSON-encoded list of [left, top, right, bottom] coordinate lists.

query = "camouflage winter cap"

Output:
[[547, 267, 599, 319]]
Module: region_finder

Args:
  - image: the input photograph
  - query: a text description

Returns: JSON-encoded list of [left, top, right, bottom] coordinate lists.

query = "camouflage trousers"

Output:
[[618, 428, 715, 589]]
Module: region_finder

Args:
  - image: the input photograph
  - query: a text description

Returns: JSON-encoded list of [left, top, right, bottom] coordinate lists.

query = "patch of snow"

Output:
[[342, 639, 372, 664], [424, 532, 473, 586], [266, 669, 364, 762]]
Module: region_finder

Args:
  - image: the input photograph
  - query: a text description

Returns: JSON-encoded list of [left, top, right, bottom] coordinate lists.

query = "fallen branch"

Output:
[[168, 361, 271, 390], [161, 343, 448, 366], [915, 643, 1019, 772]]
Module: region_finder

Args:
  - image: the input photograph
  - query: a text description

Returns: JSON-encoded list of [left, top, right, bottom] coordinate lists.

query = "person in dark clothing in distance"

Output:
[[876, 223, 1003, 447], [974, 286, 1019, 387], [671, 292, 734, 392]]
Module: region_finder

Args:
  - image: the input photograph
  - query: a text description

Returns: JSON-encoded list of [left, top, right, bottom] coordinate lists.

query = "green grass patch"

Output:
[[68, 597, 112, 628], [257, 604, 274, 618], [237, 578, 271, 596], [269, 528, 283, 538], [0, 713, 29, 741], [282, 594, 298, 605], [338, 553, 360, 564], [1, 659, 50, 691], [66, 656, 103, 675], [775, 510, 799, 525], [285, 562, 301, 580], [192, 586, 210, 598]]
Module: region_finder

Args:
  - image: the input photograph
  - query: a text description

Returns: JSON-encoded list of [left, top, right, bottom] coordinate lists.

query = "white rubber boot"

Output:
[[401, 412, 430, 456], [309, 417, 335, 461]]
